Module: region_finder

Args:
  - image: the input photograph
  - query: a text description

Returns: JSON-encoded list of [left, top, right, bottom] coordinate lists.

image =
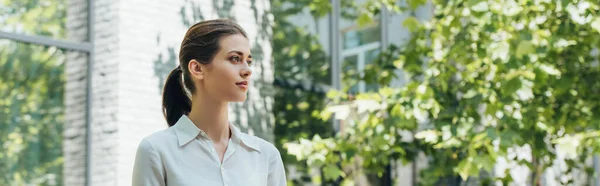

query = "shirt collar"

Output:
[[229, 122, 261, 153], [173, 115, 261, 153]]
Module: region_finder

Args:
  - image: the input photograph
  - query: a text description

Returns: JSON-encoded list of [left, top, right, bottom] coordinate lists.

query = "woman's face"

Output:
[[191, 34, 253, 102]]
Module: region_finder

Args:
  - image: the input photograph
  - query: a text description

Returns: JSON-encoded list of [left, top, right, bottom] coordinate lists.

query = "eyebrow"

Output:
[[228, 50, 252, 59]]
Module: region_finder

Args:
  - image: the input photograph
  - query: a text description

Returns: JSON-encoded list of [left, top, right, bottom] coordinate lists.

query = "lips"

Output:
[[236, 81, 248, 89]]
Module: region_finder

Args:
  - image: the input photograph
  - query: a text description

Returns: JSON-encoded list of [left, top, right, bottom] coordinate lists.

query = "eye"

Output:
[[230, 56, 241, 63], [247, 60, 253, 66]]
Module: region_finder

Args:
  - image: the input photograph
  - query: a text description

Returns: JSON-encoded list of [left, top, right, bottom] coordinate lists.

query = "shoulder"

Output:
[[241, 133, 281, 156], [240, 134, 286, 177], [137, 128, 177, 153]]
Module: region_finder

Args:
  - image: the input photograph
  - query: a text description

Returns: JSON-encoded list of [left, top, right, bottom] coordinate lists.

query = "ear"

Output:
[[188, 59, 204, 80]]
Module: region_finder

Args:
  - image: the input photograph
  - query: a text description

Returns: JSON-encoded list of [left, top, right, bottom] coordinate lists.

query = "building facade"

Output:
[[2, 0, 598, 185]]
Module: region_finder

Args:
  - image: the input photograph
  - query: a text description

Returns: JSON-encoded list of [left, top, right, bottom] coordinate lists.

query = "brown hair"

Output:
[[162, 19, 248, 126]]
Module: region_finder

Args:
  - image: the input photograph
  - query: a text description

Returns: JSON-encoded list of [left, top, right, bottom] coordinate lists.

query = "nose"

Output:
[[241, 65, 252, 78]]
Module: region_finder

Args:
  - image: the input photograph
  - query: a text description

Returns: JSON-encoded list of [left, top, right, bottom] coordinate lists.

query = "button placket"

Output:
[[221, 165, 227, 186]]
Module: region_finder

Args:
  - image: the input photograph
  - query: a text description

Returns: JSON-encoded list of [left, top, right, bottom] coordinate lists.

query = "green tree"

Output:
[[286, 0, 600, 185], [0, 0, 68, 185], [271, 0, 367, 184], [270, 0, 335, 184]]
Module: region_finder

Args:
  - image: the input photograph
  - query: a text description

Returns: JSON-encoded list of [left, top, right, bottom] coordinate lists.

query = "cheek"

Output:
[[216, 64, 237, 80], [207, 63, 239, 86]]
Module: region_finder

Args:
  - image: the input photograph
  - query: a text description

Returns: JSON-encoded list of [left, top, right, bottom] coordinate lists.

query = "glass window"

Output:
[[0, 0, 88, 42], [341, 23, 381, 93], [343, 25, 381, 49], [339, 0, 383, 93], [0, 39, 87, 185]]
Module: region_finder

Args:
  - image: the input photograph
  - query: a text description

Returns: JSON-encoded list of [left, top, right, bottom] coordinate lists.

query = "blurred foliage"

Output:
[[271, 0, 335, 184], [285, 0, 600, 185], [271, 0, 331, 85], [0, 0, 67, 39], [273, 86, 333, 185], [0, 0, 68, 185], [0, 41, 66, 186]]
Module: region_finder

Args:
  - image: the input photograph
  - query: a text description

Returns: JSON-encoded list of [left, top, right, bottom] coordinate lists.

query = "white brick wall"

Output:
[[65, 0, 89, 185], [66, 0, 122, 185], [63, 50, 88, 186], [116, 0, 187, 185], [66, 0, 273, 185], [88, 0, 121, 185]]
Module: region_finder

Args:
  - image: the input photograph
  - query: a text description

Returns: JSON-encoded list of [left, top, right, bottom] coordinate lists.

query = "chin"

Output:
[[231, 95, 247, 102], [232, 98, 246, 102]]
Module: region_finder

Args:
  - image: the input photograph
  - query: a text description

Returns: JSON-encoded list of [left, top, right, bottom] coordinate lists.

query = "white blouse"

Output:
[[132, 115, 287, 186]]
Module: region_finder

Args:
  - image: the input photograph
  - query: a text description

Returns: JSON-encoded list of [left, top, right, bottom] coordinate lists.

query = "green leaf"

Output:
[[538, 64, 561, 76], [357, 13, 373, 27], [415, 130, 440, 143], [323, 164, 345, 181], [489, 41, 510, 62], [474, 156, 495, 172], [289, 45, 299, 56], [408, 0, 427, 10], [592, 18, 600, 34], [393, 57, 405, 69], [297, 102, 310, 111], [284, 142, 306, 160], [501, 0, 522, 16], [345, 148, 357, 158], [505, 70, 535, 80], [503, 77, 522, 96], [485, 142, 498, 159], [390, 104, 403, 117], [472, 133, 487, 143], [469, 0, 488, 12], [378, 87, 395, 97], [486, 128, 497, 140], [455, 158, 473, 180], [403, 17, 420, 32], [515, 41, 535, 59], [320, 110, 333, 121], [462, 89, 477, 99]]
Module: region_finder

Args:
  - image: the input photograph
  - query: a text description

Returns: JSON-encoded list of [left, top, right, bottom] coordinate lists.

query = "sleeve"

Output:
[[267, 145, 287, 186], [132, 139, 166, 186]]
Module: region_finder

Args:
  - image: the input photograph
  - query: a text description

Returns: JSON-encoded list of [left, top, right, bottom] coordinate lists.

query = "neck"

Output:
[[187, 93, 230, 143]]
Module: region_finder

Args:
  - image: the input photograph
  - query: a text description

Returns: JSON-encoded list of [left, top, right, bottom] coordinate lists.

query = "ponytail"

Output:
[[162, 66, 192, 126]]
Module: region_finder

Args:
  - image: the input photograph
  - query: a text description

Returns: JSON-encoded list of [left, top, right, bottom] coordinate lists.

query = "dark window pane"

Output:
[[343, 25, 381, 49]]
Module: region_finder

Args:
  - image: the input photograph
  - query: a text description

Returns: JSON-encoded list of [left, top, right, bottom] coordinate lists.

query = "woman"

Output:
[[132, 19, 286, 186]]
